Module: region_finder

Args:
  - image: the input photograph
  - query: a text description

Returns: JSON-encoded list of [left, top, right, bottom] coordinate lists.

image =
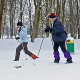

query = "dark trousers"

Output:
[[15, 42, 33, 60], [54, 41, 66, 53], [53, 41, 72, 59]]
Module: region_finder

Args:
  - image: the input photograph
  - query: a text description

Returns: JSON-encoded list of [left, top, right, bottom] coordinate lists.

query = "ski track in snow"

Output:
[[0, 38, 80, 80]]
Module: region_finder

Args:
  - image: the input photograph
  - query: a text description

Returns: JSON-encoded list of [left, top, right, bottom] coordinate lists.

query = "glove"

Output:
[[45, 27, 53, 33], [50, 28, 53, 33], [45, 27, 51, 33], [15, 37, 20, 40]]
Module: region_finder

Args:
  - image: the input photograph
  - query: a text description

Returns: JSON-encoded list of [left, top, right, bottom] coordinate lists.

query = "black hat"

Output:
[[17, 22, 22, 26]]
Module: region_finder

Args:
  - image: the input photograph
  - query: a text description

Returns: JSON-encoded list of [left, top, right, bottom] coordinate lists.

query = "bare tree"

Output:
[[0, 0, 5, 38], [62, 0, 66, 26], [0, 0, 80, 40]]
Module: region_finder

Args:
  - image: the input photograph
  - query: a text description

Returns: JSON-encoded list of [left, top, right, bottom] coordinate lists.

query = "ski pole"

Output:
[[51, 37, 54, 50], [17, 39, 20, 44], [38, 31, 45, 56]]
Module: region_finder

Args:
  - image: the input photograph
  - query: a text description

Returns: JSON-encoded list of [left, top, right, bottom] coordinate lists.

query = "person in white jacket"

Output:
[[14, 22, 38, 61]]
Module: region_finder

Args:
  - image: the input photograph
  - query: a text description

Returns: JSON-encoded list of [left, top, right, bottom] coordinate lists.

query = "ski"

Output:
[[65, 62, 73, 64], [13, 64, 24, 69], [52, 62, 73, 64], [14, 65, 22, 69]]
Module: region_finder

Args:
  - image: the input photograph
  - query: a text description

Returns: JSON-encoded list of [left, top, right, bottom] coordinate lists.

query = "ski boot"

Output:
[[31, 54, 39, 60], [14, 59, 19, 61], [54, 59, 60, 63], [66, 58, 73, 63]]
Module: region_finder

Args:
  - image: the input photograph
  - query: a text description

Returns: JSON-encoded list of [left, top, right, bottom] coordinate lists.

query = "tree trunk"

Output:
[[56, 0, 59, 18], [20, 0, 23, 22], [35, 0, 41, 38], [13, 0, 16, 37], [32, 0, 41, 40], [69, 0, 74, 37], [29, 0, 32, 39], [10, 0, 13, 39], [78, 26, 80, 39], [53, 0, 55, 13], [76, 0, 80, 39], [62, 0, 66, 26], [11, 14, 13, 38], [0, 0, 5, 38], [58, 0, 61, 20]]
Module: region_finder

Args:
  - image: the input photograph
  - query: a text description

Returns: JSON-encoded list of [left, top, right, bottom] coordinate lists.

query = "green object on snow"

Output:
[[67, 40, 74, 53]]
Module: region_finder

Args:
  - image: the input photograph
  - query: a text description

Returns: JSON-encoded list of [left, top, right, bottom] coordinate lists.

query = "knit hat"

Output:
[[17, 22, 22, 26], [49, 13, 56, 18]]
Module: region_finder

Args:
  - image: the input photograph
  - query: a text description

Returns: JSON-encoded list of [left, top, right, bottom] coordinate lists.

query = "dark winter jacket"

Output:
[[51, 18, 67, 42]]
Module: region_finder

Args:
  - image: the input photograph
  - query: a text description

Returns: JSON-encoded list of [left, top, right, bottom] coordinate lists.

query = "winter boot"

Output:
[[14, 53, 20, 61], [64, 51, 72, 59], [54, 59, 60, 63], [14, 59, 19, 61], [54, 51, 60, 63], [64, 51, 73, 63], [31, 54, 39, 60], [66, 58, 73, 63]]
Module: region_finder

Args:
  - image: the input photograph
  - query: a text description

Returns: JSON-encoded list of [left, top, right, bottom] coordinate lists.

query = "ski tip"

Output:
[[65, 62, 73, 64], [13, 64, 24, 69], [14, 66, 22, 69], [36, 56, 39, 59]]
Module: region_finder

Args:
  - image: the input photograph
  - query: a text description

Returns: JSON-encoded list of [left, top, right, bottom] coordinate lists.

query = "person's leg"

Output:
[[59, 41, 73, 63], [15, 43, 23, 61], [59, 41, 66, 52], [53, 42, 60, 63], [23, 42, 38, 59]]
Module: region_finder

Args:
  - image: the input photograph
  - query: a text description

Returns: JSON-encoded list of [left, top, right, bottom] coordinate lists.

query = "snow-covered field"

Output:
[[0, 38, 80, 80]]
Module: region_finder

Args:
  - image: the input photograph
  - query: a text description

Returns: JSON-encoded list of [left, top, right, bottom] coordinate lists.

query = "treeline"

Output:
[[0, 0, 80, 41]]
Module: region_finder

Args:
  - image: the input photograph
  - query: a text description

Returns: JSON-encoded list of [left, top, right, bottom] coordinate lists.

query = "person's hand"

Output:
[[50, 28, 53, 33], [15, 37, 20, 40], [45, 27, 51, 33]]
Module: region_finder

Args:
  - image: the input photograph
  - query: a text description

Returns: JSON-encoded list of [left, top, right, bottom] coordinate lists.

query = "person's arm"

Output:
[[53, 23, 61, 34]]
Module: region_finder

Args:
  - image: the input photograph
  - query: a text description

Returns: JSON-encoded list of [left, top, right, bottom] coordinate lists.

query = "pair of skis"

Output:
[[52, 62, 73, 65], [13, 59, 36, 69], [14, 65, 24, 69], [14, 62, 73, 69]]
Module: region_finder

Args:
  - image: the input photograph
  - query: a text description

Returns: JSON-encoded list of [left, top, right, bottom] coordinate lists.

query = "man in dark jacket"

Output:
[[45, 13, 73, 63]]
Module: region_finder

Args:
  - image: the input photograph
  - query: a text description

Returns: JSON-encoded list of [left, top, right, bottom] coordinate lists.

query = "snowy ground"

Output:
[[0, 38, 80, 80]]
